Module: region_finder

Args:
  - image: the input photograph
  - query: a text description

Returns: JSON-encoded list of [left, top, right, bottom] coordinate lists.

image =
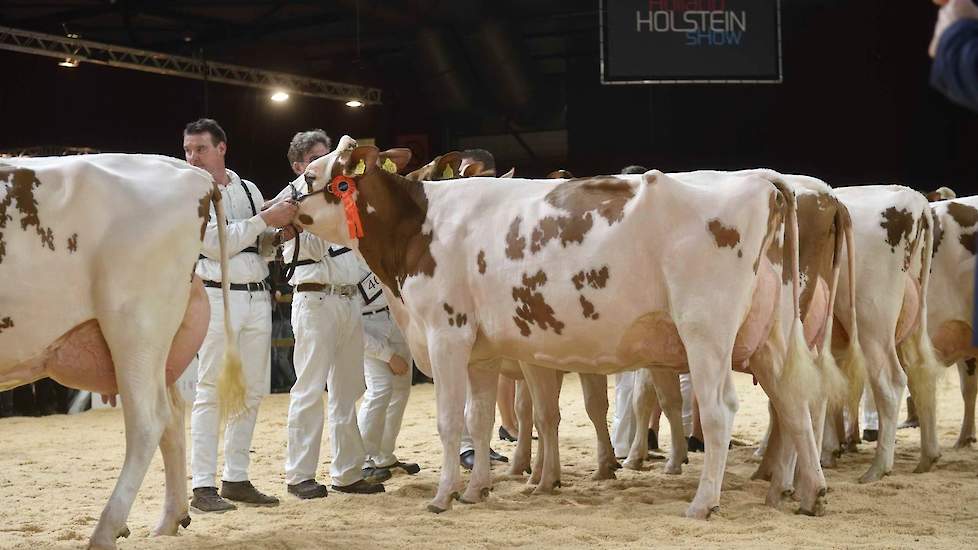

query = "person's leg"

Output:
[[611, 370, 636, 458], [497, 374, 518, 440], [376, 335, 414, 468], [358, 354, 394, 468], [327, 299, 371, 488]]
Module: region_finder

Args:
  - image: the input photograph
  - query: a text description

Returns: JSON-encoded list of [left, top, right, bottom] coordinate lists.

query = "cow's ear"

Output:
[[432, 151, 463, 180], [404, 161, 431, 181], [460, 160, 485, 178], [378, 147, 412, 174], [344, 145, 380, 177], [499, 167, 516, 178]]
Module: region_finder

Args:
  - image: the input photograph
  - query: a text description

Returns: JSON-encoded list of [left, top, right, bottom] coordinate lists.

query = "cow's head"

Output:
[[295, 141, 412, 246], [405, 152, 464, 181]]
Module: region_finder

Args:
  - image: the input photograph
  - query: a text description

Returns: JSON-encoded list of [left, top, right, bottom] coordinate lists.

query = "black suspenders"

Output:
[[199, 177, 261, 260]]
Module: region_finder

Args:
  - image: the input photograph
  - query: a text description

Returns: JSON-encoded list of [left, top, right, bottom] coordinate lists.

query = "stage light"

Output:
[[270, 91, 290, 102], [345, 99, 363, 108], [58, 57, 79, 68]]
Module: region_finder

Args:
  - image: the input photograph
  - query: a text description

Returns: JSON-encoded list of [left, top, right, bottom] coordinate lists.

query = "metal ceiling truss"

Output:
[[0, 25, 382, 105]]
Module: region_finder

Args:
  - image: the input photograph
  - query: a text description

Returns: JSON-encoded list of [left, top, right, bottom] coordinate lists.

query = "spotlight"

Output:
[[270, 91, 290, 102], [345, 99, 364, 108], [58, 57, 79, 68]]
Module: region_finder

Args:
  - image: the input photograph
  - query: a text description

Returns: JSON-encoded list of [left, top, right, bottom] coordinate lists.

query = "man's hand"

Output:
[[930, 0, 978, 57], [389, 354, 410, 376], [260, 200, 298, 228], [275, 225, 302, 245]]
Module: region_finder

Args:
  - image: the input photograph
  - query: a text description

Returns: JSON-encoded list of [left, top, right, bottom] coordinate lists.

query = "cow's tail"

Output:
[[212, 185, 246, 420], [769, 180, 819, 403], [898, 207, 942, 418], [827, 203, 867, 413]]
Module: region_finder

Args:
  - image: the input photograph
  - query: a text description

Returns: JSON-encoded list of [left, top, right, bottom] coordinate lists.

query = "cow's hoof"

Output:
[[426, 492, 459, 513], [116, 526, 131, 539], [766, 488, 794, 509], [685, 504, 719, 520], [664, 460, 683, 475], [459, 487, 491, 504], [180, 515, 192, 529], [796, 488, 827, 517], [820, 454, 838, 469], [591, 469, 616, 481], [622, 459, 643, 471], [858, 467, 888, 484], [913, 454, 940, 473], [611, 460, 623, 470], [953, 435, 976, 449], [508, 464, 530, 476], [843, 440, 860, 453], [750, 467, 772, 482]]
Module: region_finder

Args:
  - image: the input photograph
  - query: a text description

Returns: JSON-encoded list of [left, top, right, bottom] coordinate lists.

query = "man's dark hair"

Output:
[[184, 118, 227, 147], [287, 129, 332, 164], [620, 165, 648, 175], [462, 148, 496, 171]]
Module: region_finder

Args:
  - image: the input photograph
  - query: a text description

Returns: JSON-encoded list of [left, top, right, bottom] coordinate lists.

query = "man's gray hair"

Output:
[[287, 129, 332, 164]]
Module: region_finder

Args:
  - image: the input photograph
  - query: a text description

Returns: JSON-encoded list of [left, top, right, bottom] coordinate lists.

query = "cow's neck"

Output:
[[354, 169, 431, 298]]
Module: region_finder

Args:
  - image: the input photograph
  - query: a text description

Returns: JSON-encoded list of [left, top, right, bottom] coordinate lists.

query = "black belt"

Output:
[[199, 246, 260, 261], [363, 306, 389, 316], [202, 279, 267, 292]]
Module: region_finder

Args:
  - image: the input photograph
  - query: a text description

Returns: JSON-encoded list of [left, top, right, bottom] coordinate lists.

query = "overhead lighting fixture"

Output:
[[66, 33, 80, 39], [270, 90, 289, 102], [58, 57, 79, 68], [345, 99, 364, 108]]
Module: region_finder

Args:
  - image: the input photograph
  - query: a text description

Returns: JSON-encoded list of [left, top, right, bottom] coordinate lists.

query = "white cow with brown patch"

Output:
[[927, 194, 978, 448], [825, 185, 944, 482], [0, 154, 241, 550], [292, 140, 833, 518]]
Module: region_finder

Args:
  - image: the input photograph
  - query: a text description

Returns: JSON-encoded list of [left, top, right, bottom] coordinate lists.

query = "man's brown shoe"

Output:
[[331, 479, 385, 494], [191, 487, 237, 513], [221, 480, 280, 506], [287, 479, 328, 500]]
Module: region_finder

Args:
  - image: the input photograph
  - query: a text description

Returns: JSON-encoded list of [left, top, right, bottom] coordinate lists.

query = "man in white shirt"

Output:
[[283, 130, 388, 499], [184, 118, 298, 512]]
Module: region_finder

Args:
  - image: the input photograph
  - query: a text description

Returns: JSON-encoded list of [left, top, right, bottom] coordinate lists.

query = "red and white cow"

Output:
[[826, 185, 943, 482], [927, 193, 978, 448], [293, 142, 830, 518], [0, 154, 241, 550]]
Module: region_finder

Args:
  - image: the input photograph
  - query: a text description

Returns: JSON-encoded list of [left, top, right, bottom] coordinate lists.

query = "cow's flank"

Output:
[[880, 206, 914, 252], [0, 167, 57, 263], [505, 217, 526, 260], [0, 316, 12, 334], [707, 219, 741, 249], [477, 250, 487, 274], [947, 201, 978, 228], [524, 178, 634, 254], [511, 270, 564, 337]]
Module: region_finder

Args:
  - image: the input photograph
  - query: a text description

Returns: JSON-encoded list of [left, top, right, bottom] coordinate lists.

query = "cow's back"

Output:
[[0, 154, 212, 369]]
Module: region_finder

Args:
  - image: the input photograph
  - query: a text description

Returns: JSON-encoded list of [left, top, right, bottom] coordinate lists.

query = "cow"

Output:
[[0, 154, 241, 550], [290, 140, 832, 518], [927, 193, 978, 448], [823, 185, 944, 482]]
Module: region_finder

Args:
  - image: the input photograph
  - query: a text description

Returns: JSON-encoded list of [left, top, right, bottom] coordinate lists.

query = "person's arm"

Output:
[[932, 18, 978, 112], [200, 203, 268, 259], [364, 325, 395, 363]]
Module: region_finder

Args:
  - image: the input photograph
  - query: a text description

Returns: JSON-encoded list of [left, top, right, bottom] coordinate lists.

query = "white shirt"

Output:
[[195, 169, 275, 284], [357, 258, 397, 362], [283, 233, 362, 286]]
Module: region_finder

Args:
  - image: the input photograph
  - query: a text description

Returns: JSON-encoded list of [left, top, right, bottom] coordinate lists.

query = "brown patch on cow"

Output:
[[298, 214, 314, 225], [967, 358, 976, 376], [477, 250, 487, 274], [0, 167, 56, 264], [511, 270, 564, 337], [948, 201, 978, 228], [505, 217, 526, 260], [757, 190, 785, 275], [880, 207, 914, 252], [960, 231, 977, 255], [579, 295, 599, 320], [572, 266, 610, 290], [456, 313, 468, 326], [197, 193, 210, 241], [520, 177, 635, 255], [932, 207, 945, 257], [443, 303, 454, 315], [796, 192, 838, 314], [0, 316, 12, 334], [904, 216, 925, 271], [707, 219, 741, 249], [67, 233, 78, 253]]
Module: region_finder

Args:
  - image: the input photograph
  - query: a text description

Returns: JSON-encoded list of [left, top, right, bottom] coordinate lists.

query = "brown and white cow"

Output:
[[293, 142, 831, 518], [825, 185, 944, 482], [927, 193, 978, 448], [0, 154, 240, 550]]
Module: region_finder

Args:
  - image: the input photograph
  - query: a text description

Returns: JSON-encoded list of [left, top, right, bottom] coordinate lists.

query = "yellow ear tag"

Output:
[[382, 157, 398, 173], [354, 159, 366, 175], [442, 165, 454, 179]]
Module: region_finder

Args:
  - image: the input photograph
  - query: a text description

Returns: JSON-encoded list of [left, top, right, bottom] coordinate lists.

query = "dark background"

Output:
[[1, 0, 977, 200]]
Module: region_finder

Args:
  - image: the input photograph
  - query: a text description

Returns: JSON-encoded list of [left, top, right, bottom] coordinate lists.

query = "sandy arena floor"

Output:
[[1, 372, 976, 549]]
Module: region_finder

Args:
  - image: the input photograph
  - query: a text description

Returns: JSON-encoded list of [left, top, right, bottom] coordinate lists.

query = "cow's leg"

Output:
[[89, 326, 172, 549], [955, 359, 978, 448], [427, 338, 473, 514], [753, 406, 773, 461], [522, 365, 562, 493], [860, 342, 905, 483], [903, 352, 941, 473], [820, 407, 843, 468], [752, 402, 778, 480], [460, 366, 499, 503], [508, 379, 533, 475], [684, 346, 737, 520], [623, 368, 657, 471], [579, 373, 616, 480], [650, 370, 687, 474], [153, 387, 191, 536]]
